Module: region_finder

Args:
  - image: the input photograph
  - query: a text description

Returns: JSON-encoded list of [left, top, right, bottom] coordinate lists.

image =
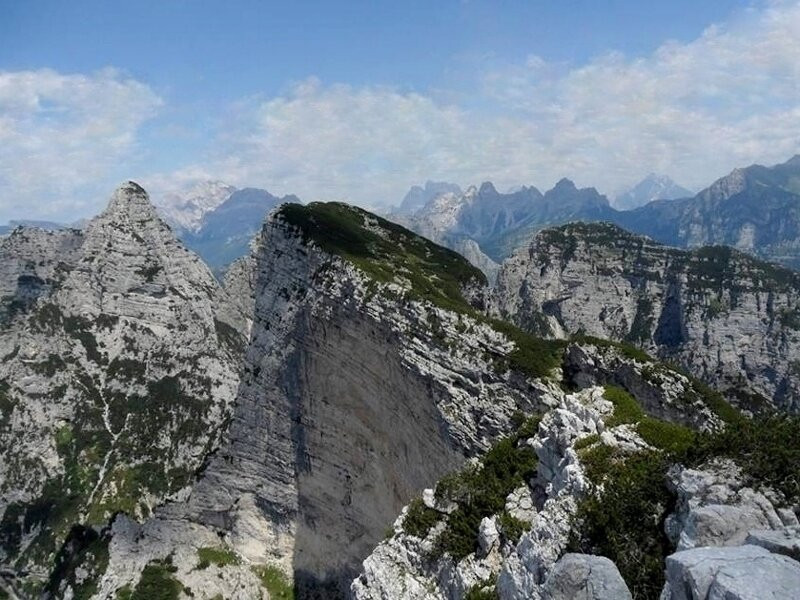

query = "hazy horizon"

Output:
[[2, 0, 799, 223]]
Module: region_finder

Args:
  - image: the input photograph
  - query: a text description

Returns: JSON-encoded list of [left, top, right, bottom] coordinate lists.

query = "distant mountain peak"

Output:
[[396, 180, 461, 215], [155, 179, 237, 233], [478, 181, 498, 195], [553, 177, 577, 191], [614, 173, 692, 209]]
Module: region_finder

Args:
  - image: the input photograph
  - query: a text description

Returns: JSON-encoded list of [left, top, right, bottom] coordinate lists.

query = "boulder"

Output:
[[478, 517, 499, 557], [661, 545, 800, 600], [542, 553, 632, 600], [746, 526, 800, 561], [665, 460, 788, 550]]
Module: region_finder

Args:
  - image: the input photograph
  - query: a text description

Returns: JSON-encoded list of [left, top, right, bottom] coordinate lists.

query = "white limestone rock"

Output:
[[660, 545, 800, 600], [665, 460, 791, 551], [542, 553, 632, 600], [492, 222, 800, 412], [746, 526, 800, 561]]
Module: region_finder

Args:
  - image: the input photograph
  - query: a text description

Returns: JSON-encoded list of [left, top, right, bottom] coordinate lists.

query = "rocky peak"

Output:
[[478, 181, 498, 195], [614, 173, 692, 209], [703, 167, 748, 202], [493, 221, 800, 410], [104, 180, 159, 220], [0, 182, 245, 594], [551, 177, 578, 193]]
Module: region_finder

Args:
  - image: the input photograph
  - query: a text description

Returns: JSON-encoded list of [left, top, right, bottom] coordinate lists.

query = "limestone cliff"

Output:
[[4, 188, 800, 600], [0, 183, 245, 596], [493, 222, 800, 412]]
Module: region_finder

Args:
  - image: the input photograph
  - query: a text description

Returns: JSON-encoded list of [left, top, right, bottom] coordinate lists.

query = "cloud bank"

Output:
[[2, 1, 800, 220], [0, 68, 162, 220]]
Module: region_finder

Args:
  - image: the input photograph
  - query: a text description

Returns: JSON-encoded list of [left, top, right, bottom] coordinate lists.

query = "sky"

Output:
[[1, 0, 799, 222]]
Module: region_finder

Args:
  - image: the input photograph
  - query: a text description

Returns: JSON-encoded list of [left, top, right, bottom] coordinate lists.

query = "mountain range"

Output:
[[396, 156, 800, 277], [1, 182, 799, 599]]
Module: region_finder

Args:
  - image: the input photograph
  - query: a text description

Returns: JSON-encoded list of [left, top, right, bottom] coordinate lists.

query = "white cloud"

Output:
[[4, 2, 800, 220], [158, 0, 800, 207], [0, 68, 161, 221]]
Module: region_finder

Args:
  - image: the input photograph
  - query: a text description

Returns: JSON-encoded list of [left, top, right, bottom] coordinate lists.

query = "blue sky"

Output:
[[1, 0, 799, 221]]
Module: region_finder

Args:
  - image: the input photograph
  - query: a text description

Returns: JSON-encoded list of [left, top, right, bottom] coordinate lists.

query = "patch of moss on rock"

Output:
[[131, 558, 182, 600], [253, 565, 294, 600], [196, 545, 240, 568]]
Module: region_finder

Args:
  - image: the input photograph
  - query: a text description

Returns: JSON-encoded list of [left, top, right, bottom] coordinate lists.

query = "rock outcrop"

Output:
[[541, 554, 631, 600], [661, 545, 800, 600], [493, 221, 800, 412], [0, 182, 245, 595], [665, 460, 798, 552], [4, 186, 800, 600]]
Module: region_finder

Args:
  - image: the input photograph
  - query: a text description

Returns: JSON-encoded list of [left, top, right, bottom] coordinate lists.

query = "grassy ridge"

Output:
[[280, 202, 486, 314]]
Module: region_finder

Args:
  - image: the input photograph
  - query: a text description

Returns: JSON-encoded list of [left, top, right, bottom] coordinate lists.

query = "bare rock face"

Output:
[[542, 553, 631, 600], [0, 182, 245, 594], [81, 201, 566, 599], [493, 222, 800, 412], [745, 526, 800, 561], [665, 460, 796, 552], [661, 545, 800, 600]]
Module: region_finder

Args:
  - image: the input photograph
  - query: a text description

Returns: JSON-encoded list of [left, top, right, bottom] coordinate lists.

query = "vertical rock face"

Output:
[[66, 200, 567, 599], [4, 185, 798, 599], [172, 204, 557, 595], [492, 222, 800, 411], [0, 182, 244, 592]]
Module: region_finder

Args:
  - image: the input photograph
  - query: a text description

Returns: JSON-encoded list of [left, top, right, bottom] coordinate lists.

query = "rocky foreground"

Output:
[[0, 184, 799, 599]]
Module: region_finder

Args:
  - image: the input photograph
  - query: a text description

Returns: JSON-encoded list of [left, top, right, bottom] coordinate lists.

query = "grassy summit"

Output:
[[279, 202, 567, 379], [279, 202, 486, 314]]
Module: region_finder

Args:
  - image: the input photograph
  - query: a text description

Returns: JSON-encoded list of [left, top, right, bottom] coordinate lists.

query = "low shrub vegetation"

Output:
[[253, 565, 294, 600], [130, 558, 182, 600], [196, 546, 240, 569], [402, 498, 440, 539], [574, 383, 800, 599], [433, 428, 537, 560]]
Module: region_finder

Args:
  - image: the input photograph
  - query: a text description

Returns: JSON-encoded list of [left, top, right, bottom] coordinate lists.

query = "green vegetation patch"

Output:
[[465, 574, 498, 600], [603, 386, 644, 427], [253, 565, 294, 600], [573, 433, 600, 451], [636, 418, 695, 455], [489, 319, 566, 380], [45, 526, 109, 600], [131, 558, 182, 600], [497, 510, 529, 544], [279, 202, 486, 314], [687, 415, 800, 504], [196, 546, 240, 569], [433, 429, 537, 560], [570, 449, 673, 600], [402, 498, 441, 539], [680, 376, 742, 425], [603, 385, 697, 454]]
